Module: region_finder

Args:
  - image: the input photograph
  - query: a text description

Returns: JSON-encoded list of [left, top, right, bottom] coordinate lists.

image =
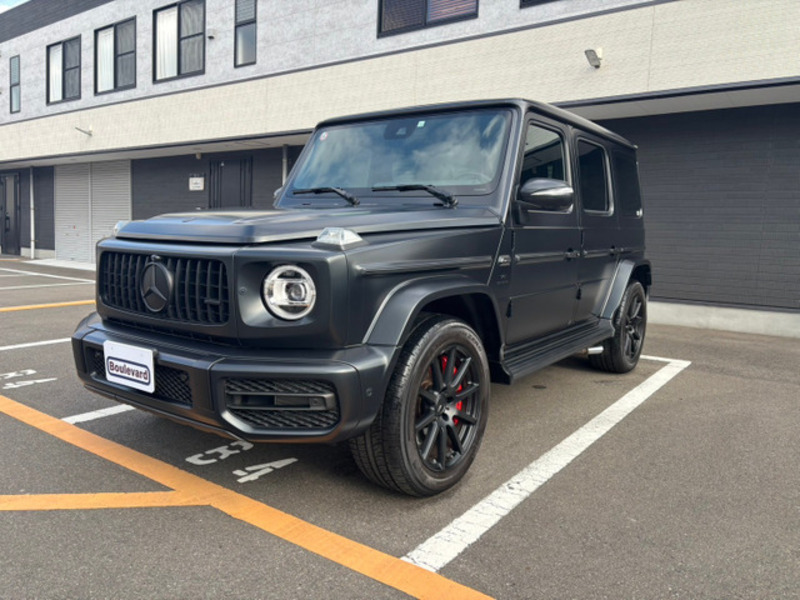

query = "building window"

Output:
[[9, 56, 20, 113], [379, 0, 478, 37], [96, 18, 136, 94], [235, 0, 256, 67], [47, 36, 81, 104], [154, 0, 205, 81]]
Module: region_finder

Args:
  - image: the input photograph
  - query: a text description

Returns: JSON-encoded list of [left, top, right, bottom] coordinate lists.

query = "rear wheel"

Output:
[[590, 281, 647, 373], [350, 316, 490, 496]]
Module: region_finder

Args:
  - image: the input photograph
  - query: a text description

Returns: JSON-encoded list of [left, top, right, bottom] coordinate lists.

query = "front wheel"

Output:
[[350, 316, 490, 496], [590, 281, 647, 373]]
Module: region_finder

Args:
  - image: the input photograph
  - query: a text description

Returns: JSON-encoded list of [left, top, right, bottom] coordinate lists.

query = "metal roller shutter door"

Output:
[[55, 161, 131, 264], [55, 164, 91, 263], [91, 160, 131, 246]]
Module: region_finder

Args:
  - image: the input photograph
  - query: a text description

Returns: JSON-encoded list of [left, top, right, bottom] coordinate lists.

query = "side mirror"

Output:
[[517, 178, 574, 213]]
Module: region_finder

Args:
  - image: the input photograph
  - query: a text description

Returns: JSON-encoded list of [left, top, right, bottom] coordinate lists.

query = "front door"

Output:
[[209, 157, 253, 209], [506, 119, 580, 345], [0, 173, 21, 255]]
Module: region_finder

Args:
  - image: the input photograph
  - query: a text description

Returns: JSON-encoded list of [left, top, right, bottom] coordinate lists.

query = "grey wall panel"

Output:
[[132, 149, 291, 218], [33, 167, 55, 250], [601, 104, 800, 310], [252, 148, 285, 209], [132, 155, 210, 220]]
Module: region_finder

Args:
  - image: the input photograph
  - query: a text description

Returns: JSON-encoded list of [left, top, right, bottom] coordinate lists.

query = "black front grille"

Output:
[[225, 378, 340, 430], [89, 348, 192, 406], [100, 252, 230, 325]]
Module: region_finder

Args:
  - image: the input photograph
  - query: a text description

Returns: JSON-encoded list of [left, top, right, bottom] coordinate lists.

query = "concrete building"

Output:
[[0, 0, 798, 335]]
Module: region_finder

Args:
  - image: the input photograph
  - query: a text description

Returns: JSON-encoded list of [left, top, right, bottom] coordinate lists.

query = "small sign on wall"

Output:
[[189, 175, 205, 191]]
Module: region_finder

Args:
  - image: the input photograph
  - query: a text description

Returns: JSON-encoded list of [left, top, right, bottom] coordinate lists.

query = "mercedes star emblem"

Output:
[[140, 260, 173, 313]]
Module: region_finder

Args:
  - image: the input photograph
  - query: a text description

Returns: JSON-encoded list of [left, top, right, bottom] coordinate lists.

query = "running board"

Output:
[[495, 319, 614, 384]]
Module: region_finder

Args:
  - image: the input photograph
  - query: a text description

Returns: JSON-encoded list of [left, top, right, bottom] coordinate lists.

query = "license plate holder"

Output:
[[104, 341, 155, 394]]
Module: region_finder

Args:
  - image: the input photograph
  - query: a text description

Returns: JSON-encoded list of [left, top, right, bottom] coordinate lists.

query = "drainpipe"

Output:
[[29, 167, 35, 259]]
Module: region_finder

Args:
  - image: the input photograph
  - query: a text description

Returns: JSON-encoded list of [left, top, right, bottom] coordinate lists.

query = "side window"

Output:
[[379, 0, 478, 36], [10, 55, 20, 114], [235, 0, 256, 67], [95, 18, 136, 94], [577, 140, 610, 213], [612, 151, 643, 217], [520, 123, 566, 184], [154, 0, 205, 81], [47, 36, 81, 104]]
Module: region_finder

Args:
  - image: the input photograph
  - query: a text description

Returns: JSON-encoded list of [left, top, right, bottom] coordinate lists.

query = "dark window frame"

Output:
[[94, 17, 137, 95], [234, 0, 257, 67], [9, 55, 21, 114], [46, 35, 81, 105], [576, 137, 613, 215], [153, 0, 206, 83], [378, 0, 478, 38], [520, 0, 559, 7]]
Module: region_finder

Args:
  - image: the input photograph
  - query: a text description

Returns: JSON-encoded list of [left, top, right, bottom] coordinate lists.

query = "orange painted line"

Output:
[[0, 491, 202, 511], [0, 300, 95, 312], [0, 394, 493, 600]]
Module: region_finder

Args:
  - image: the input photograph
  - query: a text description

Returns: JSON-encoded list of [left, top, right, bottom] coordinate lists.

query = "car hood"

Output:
[[114, 205, 502, 244]]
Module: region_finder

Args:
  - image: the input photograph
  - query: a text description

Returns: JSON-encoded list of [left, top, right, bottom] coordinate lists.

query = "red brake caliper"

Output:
[[441, 355, 464, 426]]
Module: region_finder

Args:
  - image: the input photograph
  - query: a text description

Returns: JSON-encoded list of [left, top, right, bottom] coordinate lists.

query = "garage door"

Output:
[[55, 161, 131, 264]]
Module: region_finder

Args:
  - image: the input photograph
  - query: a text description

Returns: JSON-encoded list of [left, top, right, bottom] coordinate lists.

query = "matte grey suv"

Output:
[[73, 99, 650, 496]]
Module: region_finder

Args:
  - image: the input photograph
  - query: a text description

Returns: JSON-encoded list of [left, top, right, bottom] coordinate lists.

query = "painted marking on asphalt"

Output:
[[63, 404, 135, 424], [0, 338, 71, 352], [0, 394, 491, 600], [403, 356, 692, 573], [0, 282, 94, 291], [0, 267, 94, 283], [0, 300, 94, 312], [0, 491, 203, 511]]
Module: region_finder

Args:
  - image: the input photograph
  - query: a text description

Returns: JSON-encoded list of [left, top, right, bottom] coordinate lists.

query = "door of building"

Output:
[[209, 157, 253, 208], [0, 173, 21, 255]]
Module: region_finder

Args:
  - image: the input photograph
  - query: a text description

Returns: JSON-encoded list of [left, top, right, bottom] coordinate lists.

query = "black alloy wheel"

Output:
[[591, 280, 647, 373], [349, 315, 490, 496]]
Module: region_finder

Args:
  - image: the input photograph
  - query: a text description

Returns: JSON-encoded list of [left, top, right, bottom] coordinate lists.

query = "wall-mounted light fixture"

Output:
[[74, 126, 93, 136], [584, 47, 603, 69]]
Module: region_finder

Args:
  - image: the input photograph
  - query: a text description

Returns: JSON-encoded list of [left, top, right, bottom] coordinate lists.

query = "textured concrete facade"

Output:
[[2, 0, 799, 163]]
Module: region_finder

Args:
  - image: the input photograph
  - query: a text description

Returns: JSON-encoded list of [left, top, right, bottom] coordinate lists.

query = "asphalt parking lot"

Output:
[[1, 256, 798, 599]]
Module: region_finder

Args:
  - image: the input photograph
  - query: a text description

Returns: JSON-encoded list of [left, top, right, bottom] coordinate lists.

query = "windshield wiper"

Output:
[[372, 184, 458, 208], [293, 187, 360, 206]]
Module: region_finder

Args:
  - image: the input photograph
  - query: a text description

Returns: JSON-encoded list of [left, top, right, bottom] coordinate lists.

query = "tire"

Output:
[[349, 316, 490, 496], [590, 281, 647, 373]]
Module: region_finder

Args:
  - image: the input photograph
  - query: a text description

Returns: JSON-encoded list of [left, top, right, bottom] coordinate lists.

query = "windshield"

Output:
[[283, 108, 512, 206]]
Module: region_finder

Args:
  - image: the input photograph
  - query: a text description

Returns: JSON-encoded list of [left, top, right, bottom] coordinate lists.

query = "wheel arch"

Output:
[[363, 276, 504, 363], [599, 259, 652, 320]]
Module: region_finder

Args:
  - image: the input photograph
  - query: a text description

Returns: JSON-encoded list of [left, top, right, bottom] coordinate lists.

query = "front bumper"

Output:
[[72, 313, 394, 443]]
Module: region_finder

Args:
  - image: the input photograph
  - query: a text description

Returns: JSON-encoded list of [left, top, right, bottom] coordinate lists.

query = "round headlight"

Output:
[[262, 265, 317, 320]]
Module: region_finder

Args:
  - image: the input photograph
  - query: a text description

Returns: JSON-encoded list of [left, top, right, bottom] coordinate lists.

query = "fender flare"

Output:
[[599, 259, 651, 320], [363, 275, 503, 348]]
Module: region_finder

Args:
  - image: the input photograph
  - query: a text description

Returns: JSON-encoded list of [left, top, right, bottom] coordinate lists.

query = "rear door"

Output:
[[572, 135, 619, 323]]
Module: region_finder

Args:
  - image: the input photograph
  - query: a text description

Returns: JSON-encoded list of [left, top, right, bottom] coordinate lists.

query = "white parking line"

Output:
[[63, 404, 135, 424], [0, 282, 94, 291], [0, 267, 94, 283], [403, 356, 692, 573], [0, 338, 71, 352]]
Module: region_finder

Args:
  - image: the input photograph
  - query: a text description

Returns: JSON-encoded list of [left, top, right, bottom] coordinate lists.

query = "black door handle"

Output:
[[564, 249, 581, 260]]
